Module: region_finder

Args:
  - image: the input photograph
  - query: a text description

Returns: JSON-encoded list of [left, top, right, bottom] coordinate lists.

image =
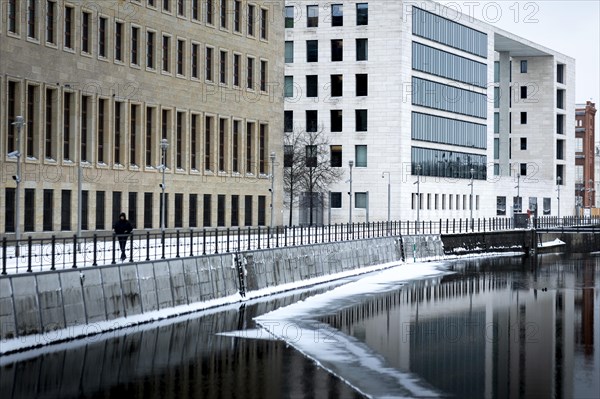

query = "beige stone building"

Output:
[[1, 0, 284, 237]]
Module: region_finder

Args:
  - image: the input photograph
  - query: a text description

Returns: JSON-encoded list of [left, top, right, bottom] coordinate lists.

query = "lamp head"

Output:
[[160, 138, 169, 151]]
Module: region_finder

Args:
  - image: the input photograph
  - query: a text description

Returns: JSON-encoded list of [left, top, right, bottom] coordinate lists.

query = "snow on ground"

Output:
[[538, 238, 566, 247]]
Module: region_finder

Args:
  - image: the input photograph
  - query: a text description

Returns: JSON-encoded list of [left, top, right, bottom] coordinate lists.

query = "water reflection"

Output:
[[0, 285, 363, 399], [325, 254, 600, 399]]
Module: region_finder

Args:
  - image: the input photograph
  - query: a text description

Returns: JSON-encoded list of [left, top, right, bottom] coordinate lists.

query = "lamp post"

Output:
[[514, 173, 521, 213], [469, 168, 474, 231], [11, 116, 24, 255], [348, 160, 353, 226], [159, 138, 169, 233], [269, 152, 276, 231], [414, 164, 421, 231], [382, 171, 391, 227], [556, 176, 561, 220]]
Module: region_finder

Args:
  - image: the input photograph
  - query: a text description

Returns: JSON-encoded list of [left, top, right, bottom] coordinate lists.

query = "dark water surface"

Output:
[[1, 253, 598, 398]]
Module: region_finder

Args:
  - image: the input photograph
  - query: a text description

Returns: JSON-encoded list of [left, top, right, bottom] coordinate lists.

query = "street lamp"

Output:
[[10, 116, 24, 255], [382, 171, 391, 228], [414, 164, 421, 230], [348, 160, 354, 226], [159, 138, 169, 233], [468, 168, 474, 231], [269, 152, 276, 231], [556, 176, 561, 220], [514, 173, 521, 213]]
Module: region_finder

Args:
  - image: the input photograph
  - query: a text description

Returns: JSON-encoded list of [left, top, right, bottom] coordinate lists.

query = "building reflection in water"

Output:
[[0, 288, 363, 399], [323, 254, 599, 399]]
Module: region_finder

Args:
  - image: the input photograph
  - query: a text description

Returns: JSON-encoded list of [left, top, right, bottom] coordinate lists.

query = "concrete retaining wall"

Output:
[[537, 232, 600, 253]]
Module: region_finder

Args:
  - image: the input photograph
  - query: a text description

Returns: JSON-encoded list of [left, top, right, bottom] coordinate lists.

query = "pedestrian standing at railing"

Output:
[[113, 213, 133, 261]]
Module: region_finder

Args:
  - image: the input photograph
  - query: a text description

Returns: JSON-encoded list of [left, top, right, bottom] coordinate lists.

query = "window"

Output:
[[356, 3, 368, 25], [61, 190, 71, 231], [520, 112, 527, 124], [8, 0, 18, 34], [44, 189, 54, 231], [331, 75, 343, 97], [233, 54, 241, 86], [331, 4, 343, 26], [25, 85, 37, 158], [163, 0, 171, 12], [45, 88, 54, 159], [191, 114, 198, 169], [412, 77, 487, 119], [331, 110, 342, 132], [219, 118, 227, 172], [130, 104, 138, 166], [178, 0, 185, 16], [206, 47, 213, 81], [520, 60, 527, 73], [494, 112, 500, 133], [285, 41, 294, 63], [556, 114, 564, 134], [131, 26, 140, 65], [217, 195, 226, 227], [96, 191, 105, 230], [98, 16, 107, 57], [356, 74, 368, 96], [306, 111, 318, 132], [556, 139, 564, 160], [221, 0, 228, 28], [28, 0, 37, 39], [520, 137, 527, 150], [520, 163, 527, 176], [115, 22, 123, 61], [207, 0, 215, 24], [306, 75, 318, 98], [355, 109, 367, 131], [203, 194, 211, 227], [64, 7, 73, 49], [260, 60, 267, 92], [307, 40, 318, 62], [147, 31, 155, 68], [259, 124, 267, 174], [191, 43, 199, 78], [258, 196, 266, 226], [144, 192, 153, 228], [305, 145, 317, 168], [307, 5, 318, 27], [176, 112, 184, 168], [557, 64, 565, 84], [330, 145, 342, 167], [82, 12, 91, 53], [284, 76, 294, 97], [189, 194, 198, 227], [232, 120, 240, 172], [220, 50, 228, 84], [5, 188, 15, 232], [355, 145, 367, 167], [557, 89, 565, 109], [284, 111, 293, 132], [192, 0, 199, 20], [520, 86, 527, 99], [247, 57, 254, 89], [330, 192, 342, 208], [494, 61, 500, 83], [284, 145, 293, 167], [260, 8, 268, 39], [244, 196, 253, 226], [494, 138, 499, 159], [114, 102, 122, 164], [162, 35, 170, 72], [285, 6, 294, 28], [494, 87, 500, 108], [177, 39, 184, 75], [246, 122, 254, 173], [145, 107, 154, 167], [575, 137, 583, 152], [355, 193, 367, 209], [234, 0, 241, 31], [46, 1, 55, 44], [63, 92, 72, 160], [331, 39, 343, 61], [356, 38, 368, 61], [247, 4, 255, 36]]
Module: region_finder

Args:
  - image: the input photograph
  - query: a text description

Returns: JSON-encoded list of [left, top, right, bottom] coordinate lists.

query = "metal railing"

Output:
[[2, 216, 598, 275]]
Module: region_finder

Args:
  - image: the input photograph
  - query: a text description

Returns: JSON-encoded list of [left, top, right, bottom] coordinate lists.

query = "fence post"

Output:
[[93, 234, 98, 266], [284, 226, 288, 247], [176, 230, 181, 258], [247, 226, 251, 250], [51, 235, 57, 270], [215, 228, 219, 254], [292, 225, 296, 246], [111, 234, 117, 264], [129, 233, 134, 262], [257, 227, 261, 250], [28, 236, 33, 272], [203, 229, 207, 255], [73, 235, 78, 268], [276, 226, 279, 248], [190, 229, 194, 257], [266, 227, 270, 249], [146, 231, 151, 261], [300, 225, 303, 245], [1, 237, 6, 275], [161, 231, 166, 259], [226, 228, 231, 252]]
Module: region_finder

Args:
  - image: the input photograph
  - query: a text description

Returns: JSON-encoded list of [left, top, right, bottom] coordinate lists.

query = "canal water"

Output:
[[1, 253, 598, 398]]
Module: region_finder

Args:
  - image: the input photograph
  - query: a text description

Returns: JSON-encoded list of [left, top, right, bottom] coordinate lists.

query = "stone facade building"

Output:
[[1, 0, 284, 236], [575, 101, 596, 211]]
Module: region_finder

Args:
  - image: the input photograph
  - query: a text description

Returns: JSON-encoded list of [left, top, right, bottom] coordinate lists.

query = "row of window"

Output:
[[412, 7, 488, 58], [496, 196, 553, 215], [284, 74, 369, 99], [5, 82, 272, 175], [283, 109, 368, 134], [411, 112, 487, 150], [411, 147, 487, 180], [5, 0, 268, 42], [4, 188, 269, 232], [283, 143, 368, 169], [285, 3, 369, 28], [412, 77, 487, 119], [5, 1, 270, 89], [284, 39, 368, 63], [412, 41, 487, 88], [412, 192, 480, 212]]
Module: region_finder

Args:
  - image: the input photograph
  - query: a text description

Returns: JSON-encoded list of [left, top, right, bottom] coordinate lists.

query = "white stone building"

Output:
[[283, 0, 575, 224]]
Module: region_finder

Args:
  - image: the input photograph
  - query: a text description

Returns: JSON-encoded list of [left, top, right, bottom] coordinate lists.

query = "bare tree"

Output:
[[283, 130, 304, 226]]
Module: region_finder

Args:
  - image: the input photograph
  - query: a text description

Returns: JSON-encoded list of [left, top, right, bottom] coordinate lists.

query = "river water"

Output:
[[1, 253, 598, 398]]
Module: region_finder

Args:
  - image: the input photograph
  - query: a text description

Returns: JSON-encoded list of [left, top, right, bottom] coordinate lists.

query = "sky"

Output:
[[437, 0, 600, 136]]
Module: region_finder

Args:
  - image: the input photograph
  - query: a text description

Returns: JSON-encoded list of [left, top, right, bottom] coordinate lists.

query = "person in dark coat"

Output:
[[113, 212, 133, 260]]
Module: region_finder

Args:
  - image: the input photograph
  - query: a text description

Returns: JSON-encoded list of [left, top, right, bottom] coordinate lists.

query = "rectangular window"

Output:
[[355, 193, 367, 209], [355, 145, 367, 167], [145, 107, 154, 166], [219, 118, 226, 171], [557, 89, 565, 109], [330, 145, 342, 167], [285, 41, 294, 63], [60, 190, 72, 231], [45, 88, 54, 159], [231, 195, 239, 227], [191, 114, 198, 169], [159, 193, 168, 228], [356, 3, 368, 25], [220, 50, 227, 84], [144, 192, 153, 228], [520, 112, 527, 124], [307, 5, 318, 27], [26, 85, 37, 158], [203, 194, 212, 227], [114, 102, 122, 164], [259, 124, 267, 174], [556, 114, 564, 134], [147, 31, 155, 68], [330, 192, 342, 208], [5, 189, 15, 233], [556, 139, 564, 160], [176, 111, 184, 168], [162, 35, 170, 72], [233, 54, 241, 86], [189, 194, 198, 227], [494, 112, 500, 133], [284, 111, 293, 133], [217, 195, 226, 226], [331, 39, 343, 61], [244, 195, 253, 226], [331, 75, 343, 97], [130, 104, 138, 166], [520, 60, 528, 73], [82, 12, 91, 53], [63, 92, 72, 160], [8, 0, 18, 34], [114, 22, 123, 61], [64, 7, 73, 48], [260, 8, 268, 39], [206, 47, 213, 81], [494, 61, 500, 83], [307, 40, 318, 62], [306, 75, 318, 97], [46, 1, 55, 44], [356, 38, 368, 61], [520, 163, 527, 176], [520, 85, 527, 99], [247, 4, 255, 36], [28, 0, 37, 39], [557, 64, 565, 84], [128, 192, 137, 228], [306, 110, 318, 132], [131, 26, 140, 65], [205, 116, 213, 170], [284, 76, 294, 97], [355, 109, 368, 132], [234, 0, 241, 31], [305, 145, 317, 168], [520, 137, 527, 150], [79, 95, 89, 161], [260, 60, 267, 91], [163, 0, 171, 12], [177, 39, 184, 75], [233, 120, 240, 172], [220, 0, 227, 28], [191, 43, 199, 78], [494, 138, 499, 159], [246, 122, 254, 173], [329, 5, 343, 27], [81, 191, 89, 230], [175, 193, 183, 228], [356, 74, 368, 96], [331, 110, 342, 132], [258, 196, 266, 226], [96, 191, 105, 230], [43, 189, 54, 231], [247, 57, 254, 89], [192, 0, 199, 20], [206, 0, 214, 24], [7, 82, 18, 154], [178, 0, 185, 16], [284, 145, 293, 167], [98, 17, 110, 58], [285, 5, 294, 28]]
